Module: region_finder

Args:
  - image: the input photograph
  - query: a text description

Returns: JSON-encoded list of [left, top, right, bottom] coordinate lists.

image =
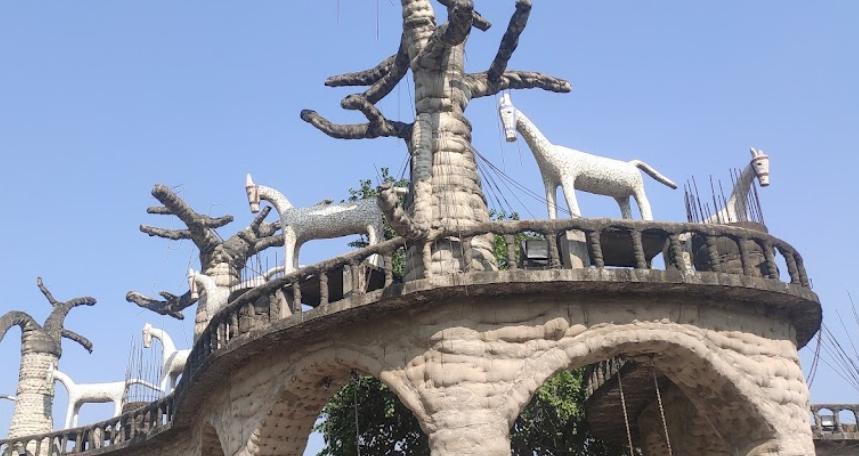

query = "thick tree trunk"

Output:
[[404, 30, 497, 280], [8, 350, 57, 439]]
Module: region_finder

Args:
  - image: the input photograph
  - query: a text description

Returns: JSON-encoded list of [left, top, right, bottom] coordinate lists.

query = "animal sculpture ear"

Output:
[[750, 147, 759, 157]]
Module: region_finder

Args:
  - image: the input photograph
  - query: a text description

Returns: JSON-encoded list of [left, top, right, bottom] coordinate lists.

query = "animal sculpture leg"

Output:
[[544, 180, 558, 219], [366, 223, 382, 267], [633, 187, 653, 220], [283, 230, 297, 274], [160, 375, 170, 395], [64, 403, 75, 429], [615, 197, 633, 219], [113, 400, 123, 417], [293, 242, 303, 270], [71, 404, 81, 428], [560, 177, 581, 218]]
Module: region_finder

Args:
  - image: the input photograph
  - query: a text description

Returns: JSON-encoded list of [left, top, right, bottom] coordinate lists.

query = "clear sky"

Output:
[[1, 1, 857, 452]]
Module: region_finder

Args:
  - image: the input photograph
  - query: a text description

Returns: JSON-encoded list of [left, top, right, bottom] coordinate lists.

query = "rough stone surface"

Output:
[[103, 272, 816, 456]]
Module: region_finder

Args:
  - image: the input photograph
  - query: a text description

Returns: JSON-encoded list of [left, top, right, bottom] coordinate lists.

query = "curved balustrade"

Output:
[[1, 219, 812, 455], [0, 396, 175, 456], [812, 404, 859, 437]]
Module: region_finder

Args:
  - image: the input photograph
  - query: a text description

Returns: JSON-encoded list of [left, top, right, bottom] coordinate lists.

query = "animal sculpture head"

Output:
[[142, 323, 153, 348], [246, 174, 261, 213], [188, 268, 200, 300], [750, 147, 770, 187], [497, 92, 518, 142]]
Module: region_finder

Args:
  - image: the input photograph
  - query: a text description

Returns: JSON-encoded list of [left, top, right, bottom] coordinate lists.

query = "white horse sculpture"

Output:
[[47, 364, 161, 429], [498, 93, 677, 220], [705, 148, 770, 224], [142, 323, 190, 395], [188, 268, 231, 338], [245, 174, 386, 273]]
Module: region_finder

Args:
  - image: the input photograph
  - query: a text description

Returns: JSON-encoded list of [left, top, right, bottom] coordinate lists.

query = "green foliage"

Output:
[[315, 377, 428, 456]]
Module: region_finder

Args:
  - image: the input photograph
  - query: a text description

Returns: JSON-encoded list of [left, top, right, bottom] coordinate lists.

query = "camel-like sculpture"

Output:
[[47, 364, 161, 429], [497, 93, 677, 220], [188, 268, 231, 338], [142, 323, 190, 395], [705, 148, 770, 225], [245, 174, 386, 273]]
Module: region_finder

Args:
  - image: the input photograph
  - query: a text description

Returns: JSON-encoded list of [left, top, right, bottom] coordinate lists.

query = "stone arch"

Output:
[[245, 344, 427, 456], [201, 421, 226, 456], [511, 322, 800, 455]]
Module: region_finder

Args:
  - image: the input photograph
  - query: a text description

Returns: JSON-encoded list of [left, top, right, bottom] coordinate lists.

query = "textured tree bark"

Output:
[[302, 0, 569, 281], [8, 351, 57, 439]]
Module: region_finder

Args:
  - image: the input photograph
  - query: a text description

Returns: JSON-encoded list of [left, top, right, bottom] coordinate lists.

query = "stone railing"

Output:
[[585, 357, 627, 398], [1, 219, 811, 456], [0, 396, 175, 456], [812, 404, 859, 437]]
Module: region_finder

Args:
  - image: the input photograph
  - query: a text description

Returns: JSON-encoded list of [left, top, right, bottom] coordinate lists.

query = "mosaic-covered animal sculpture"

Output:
[[142, 323, 190, 395], [188, 268, 231, 338], [705, 147, 770, 224], [245, 174, 385, 273], [497, 93, 677, 220], [47, 364, 161, 429]]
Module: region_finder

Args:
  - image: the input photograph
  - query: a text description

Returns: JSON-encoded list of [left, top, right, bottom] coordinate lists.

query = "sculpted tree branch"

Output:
[[125, 290, 191, 320], [377, 183, 428, 240], [436, 0, 491, 31], [468, 70, 571, 99], [1, 278, 96, 438], [131, 187, 282, 319], [487, 0, 531, 82], [300, 108, 412, 140], [417, 0, 474, 67], [61, 329, 93, 353]]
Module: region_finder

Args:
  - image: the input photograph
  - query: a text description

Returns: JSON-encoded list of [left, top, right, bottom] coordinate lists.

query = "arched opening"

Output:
[[512, 327, 790, 456], [201, 422, 226, 456]]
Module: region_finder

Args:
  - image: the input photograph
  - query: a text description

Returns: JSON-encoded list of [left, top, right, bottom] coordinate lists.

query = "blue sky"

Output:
[[1, 1, 858, 452]]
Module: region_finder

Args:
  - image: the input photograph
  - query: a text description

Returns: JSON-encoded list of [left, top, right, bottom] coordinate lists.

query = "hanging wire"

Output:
[[650, 357, 673, 456], [617, 364, 636, 456], [351, 371, 362, 456]]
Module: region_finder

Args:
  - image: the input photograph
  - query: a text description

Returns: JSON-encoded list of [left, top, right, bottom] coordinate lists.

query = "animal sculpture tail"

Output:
[[629, 160, 678, 189], [126, 378, 163, 392]]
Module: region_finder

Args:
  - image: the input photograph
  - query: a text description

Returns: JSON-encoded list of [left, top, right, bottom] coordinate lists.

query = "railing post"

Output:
[[384, 254, 394, 286], [738, 236, 752, 276], [546, 233, 561, 268], [586, 231, 604, 269], [631, 230, 647, 269], [462, 236, 474, 273], [705, 235, 721, 273], [320, 272, 330, 306], [668, 234, 685, 270], [762, 240, 779, 280], [422, 242, 433, 279], [504, 234, 518, 270], [291, 282, 302, 313]]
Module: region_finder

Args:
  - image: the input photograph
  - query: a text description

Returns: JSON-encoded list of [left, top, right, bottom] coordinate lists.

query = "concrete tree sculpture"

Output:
[[126, 184, 282, 325], [301, 0, 570, 279], [0, 278, 95, 438]]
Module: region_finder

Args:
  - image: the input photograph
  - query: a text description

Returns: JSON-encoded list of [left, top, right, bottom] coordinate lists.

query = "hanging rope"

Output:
[[650, 357, 673, 456], [617, 364, 635, 456], [351, 370, 362, 456]]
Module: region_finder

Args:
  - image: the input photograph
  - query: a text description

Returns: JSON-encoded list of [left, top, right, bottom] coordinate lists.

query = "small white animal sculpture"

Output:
[[142, 323, 191, 395], [47, 364, 161, 429], [245, 174, 387, 273], [705, 148, 770, 225], [497, 93, 677, 220], [188, 268, 231, 338]]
